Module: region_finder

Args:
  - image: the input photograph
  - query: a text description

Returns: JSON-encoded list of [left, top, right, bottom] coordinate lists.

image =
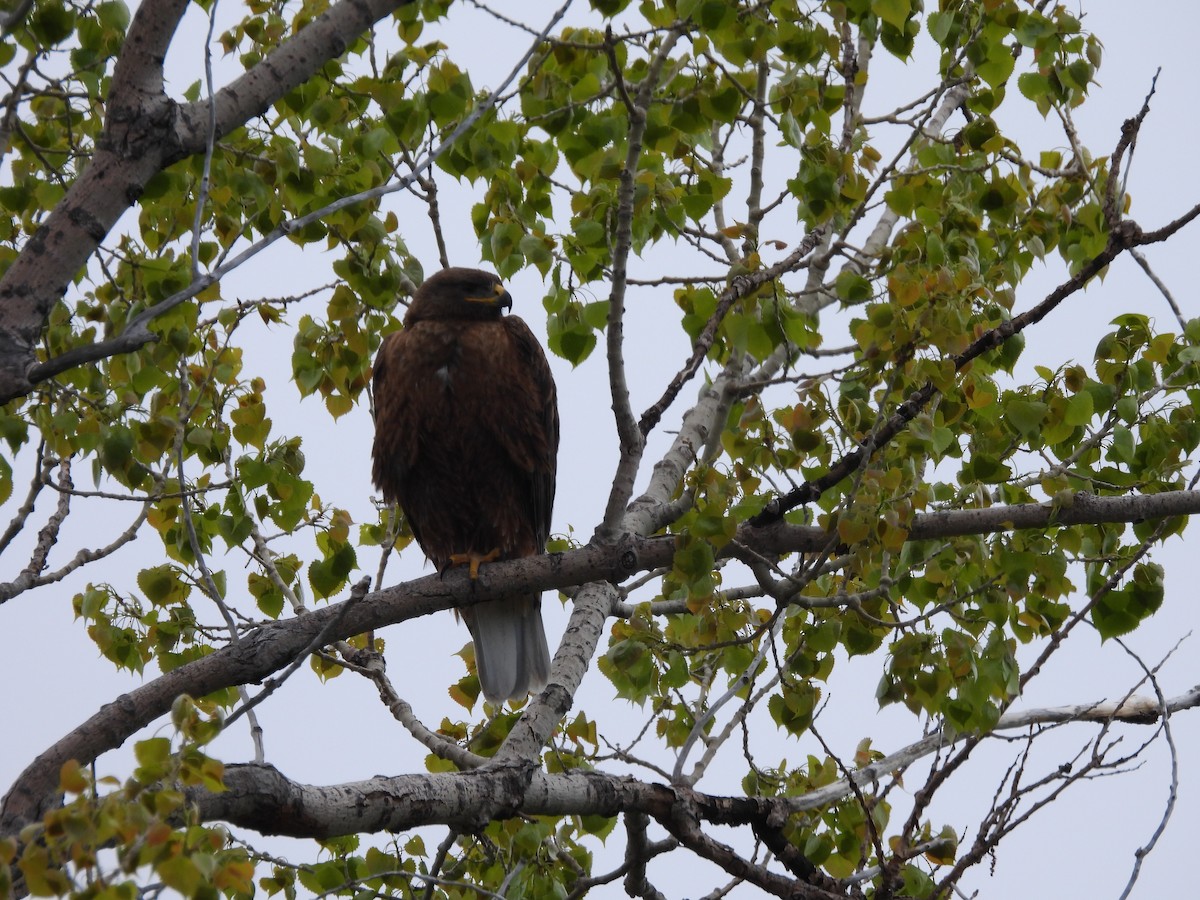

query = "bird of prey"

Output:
[[371, 267, 558, 703]]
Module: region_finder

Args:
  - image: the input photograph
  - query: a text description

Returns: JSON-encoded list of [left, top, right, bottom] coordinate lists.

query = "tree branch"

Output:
[[0, 474, 150, 605], [167, 681, 1200, 889], [596, 29, 682, 538], [4, 489, 1198, 833]]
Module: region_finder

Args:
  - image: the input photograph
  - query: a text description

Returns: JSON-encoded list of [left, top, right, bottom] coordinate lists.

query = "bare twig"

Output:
[[1129, 248, 1187, 330], [1114, 636, 1184, 900], [331, 648, 484, 770], [0, 441, 50, 558], [1103, 70, 1158, 229], [188, 0, 220, 282], [223, 577, 372, 733]]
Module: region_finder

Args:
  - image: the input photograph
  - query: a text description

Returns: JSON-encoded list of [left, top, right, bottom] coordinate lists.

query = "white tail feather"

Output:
[[464, 594, 550, 702]]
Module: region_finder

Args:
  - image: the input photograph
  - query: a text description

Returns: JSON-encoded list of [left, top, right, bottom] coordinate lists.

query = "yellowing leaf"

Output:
[[59, 760, 88, 794]]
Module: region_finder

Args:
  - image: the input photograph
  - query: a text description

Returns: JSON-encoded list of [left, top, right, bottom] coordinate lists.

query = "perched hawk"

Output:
[[371, 267, 558, 703]]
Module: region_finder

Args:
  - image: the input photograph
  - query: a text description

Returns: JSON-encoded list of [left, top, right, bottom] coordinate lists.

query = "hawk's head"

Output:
[[404, 267, 512, 324]]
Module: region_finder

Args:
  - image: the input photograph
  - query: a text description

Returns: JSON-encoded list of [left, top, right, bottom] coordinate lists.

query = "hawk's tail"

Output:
[[464, 593, 551, 703]]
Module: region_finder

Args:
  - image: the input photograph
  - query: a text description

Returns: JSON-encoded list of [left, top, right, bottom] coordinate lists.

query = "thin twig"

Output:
[[175, 351, 266, 762], [0, 441, 50, 558], [188, 0, 220, 282], [1129, 248, 1186, 330], [223, 578, 372, 732], [1114, 635, 1183, 900], [332, 647, 485, 769]]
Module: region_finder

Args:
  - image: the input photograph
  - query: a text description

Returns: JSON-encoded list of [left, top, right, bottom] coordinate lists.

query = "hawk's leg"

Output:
[[446, 548, 501, 580]]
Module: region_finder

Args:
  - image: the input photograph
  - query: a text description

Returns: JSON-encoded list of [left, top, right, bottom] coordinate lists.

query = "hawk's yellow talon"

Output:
[[448, 548, 501, 579]]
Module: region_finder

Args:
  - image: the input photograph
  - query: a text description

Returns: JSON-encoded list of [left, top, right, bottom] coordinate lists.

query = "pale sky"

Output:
[[3, 3, 1200, 897]]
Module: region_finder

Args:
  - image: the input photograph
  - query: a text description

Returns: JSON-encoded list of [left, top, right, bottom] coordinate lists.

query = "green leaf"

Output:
[[872, 0, 911, 31], [977, 39, 1016, 89], [1063, 390, 1094, 427], [133, 736, 172, 783], [0, 455, 11, 506], [248, 572, 285, 619], [835, 270, 873, 303], [768, 681, 820, 736], [138, 565, 191, 606], [308, 543, 357, 600], [601, 638, 655, 701], [1093, 563, 1164, 640], [1005, 399, 1047, 437], [926, 11, 956, 46], [30, 0, 77, 45], [1017, 72, 1050, 103], [580, 814, 617, 840], [157, 855, 203, 896]]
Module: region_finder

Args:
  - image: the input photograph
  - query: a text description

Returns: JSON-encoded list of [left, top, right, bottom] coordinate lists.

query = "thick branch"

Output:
[[744, 489, 1200, 556], [4, 490, 1199, 832], [0, 539, 643, 833], [181, 683, 1200, 842]]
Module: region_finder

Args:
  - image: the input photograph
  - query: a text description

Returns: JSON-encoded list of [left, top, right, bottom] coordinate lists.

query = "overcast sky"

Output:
[[4, 2, 1200, 897]]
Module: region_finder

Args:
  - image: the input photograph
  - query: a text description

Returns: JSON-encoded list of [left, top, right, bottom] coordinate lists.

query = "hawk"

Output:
[[371, 267, 558, 703]]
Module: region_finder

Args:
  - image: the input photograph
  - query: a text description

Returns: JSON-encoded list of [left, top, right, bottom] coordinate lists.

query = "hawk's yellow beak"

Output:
[[465, 282, 512, 310]]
